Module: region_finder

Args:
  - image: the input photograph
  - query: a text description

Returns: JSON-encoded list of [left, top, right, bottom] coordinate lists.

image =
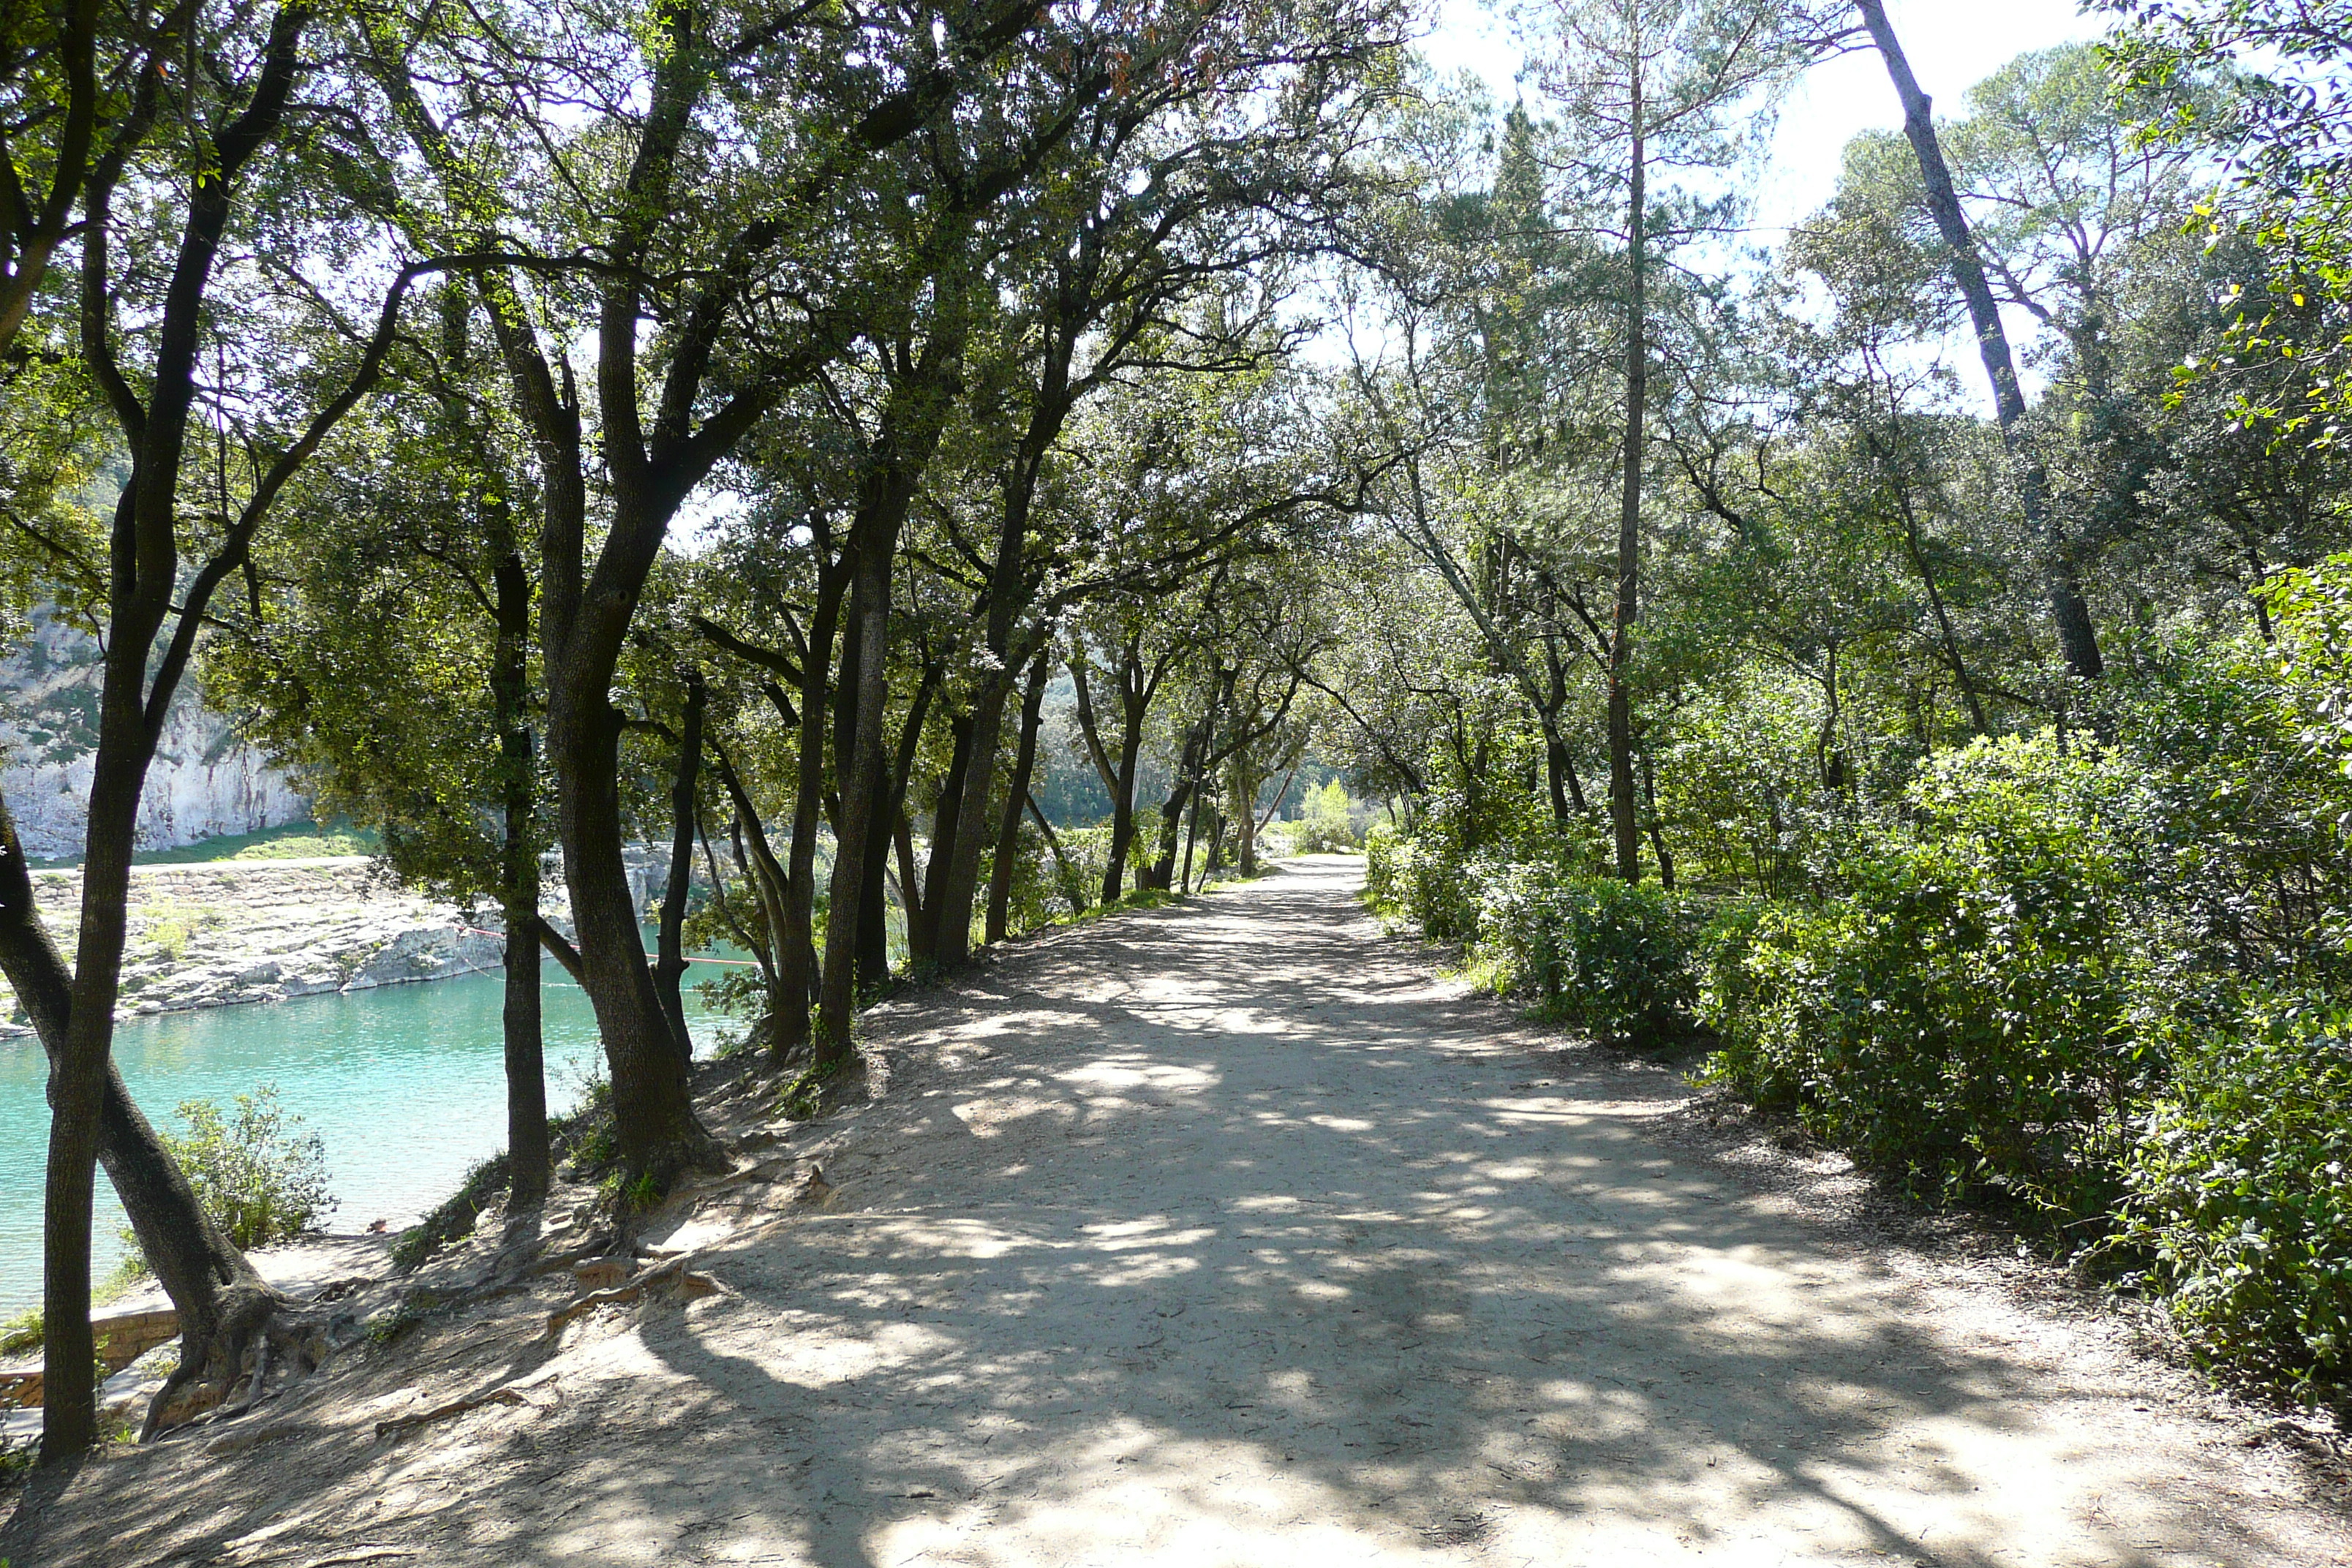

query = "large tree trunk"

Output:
[[47, 688, 164, 1454], [1607, 86, 1647, 886], [1855, 0, 2103, 681], [985, 650, 1052, 942], [493, 552, 551, 1205], [546, 653, 708, 1174], [653, 671, 705, 1066]]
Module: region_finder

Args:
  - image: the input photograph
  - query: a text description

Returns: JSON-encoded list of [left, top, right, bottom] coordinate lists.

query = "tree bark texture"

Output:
[[774, 562, 846, 1063], [493, 552, 551, 1205]]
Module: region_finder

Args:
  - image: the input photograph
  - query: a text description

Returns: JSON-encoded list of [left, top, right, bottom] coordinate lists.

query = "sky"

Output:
[[1422, 0, 2111, 240]]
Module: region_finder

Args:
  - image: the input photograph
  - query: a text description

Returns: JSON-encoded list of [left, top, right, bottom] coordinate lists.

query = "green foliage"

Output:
[[1700, 734, 2155, 1224], [159, 1088, 334, 1251], [1275, 780, 1363, 854], [776, 1059, 843, 1122], [2117, 995, 2352, 1401], [125, 823, 377, 867], [1371, 824, 1697, 1044], [978, 821, 1066, 940], [554, 1078, 617, 1171], [1475, 862, 1697, 1044], [0, 1308, 39, 1357]]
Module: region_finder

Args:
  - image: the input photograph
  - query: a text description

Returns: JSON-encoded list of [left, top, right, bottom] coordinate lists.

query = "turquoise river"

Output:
[[0, 966, 732, 1316]]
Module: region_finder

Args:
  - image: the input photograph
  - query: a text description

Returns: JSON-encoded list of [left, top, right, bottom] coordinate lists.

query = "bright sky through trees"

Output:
[[1426, 0, 2108, 236]]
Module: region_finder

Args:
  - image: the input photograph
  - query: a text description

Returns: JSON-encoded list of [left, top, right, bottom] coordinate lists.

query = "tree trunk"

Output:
[[817, 529, 898, 1063], [1607, 80, 1647, 886], [1180, 786, 1205, 894], [928, 666, 1010, 966], [0, 798, 263, 1422], [493, 553, 550, 1206], [654, 671, 705, 1066], [545, 660, 708, 1175], [910, 713, 974, 967], [856, 769, 897, 990], [1071, 660, 1144, 905], [814, 278, 973, 1057], [47, 698, 157, 1454], [1855, 0, 2103, 681], [1147, 707, 1213, 892], [710, 747, 791, 1048], [985, 650, 1053, 943], [1639, 742, 1675, 892], [775, 560, 845, 1063]]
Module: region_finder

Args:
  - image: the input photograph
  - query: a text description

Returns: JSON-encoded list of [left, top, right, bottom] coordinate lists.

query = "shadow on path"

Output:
[[7, 858, 2342, 1567]]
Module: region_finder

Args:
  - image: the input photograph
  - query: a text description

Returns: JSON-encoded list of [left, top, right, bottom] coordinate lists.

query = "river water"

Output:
[[0, 968, 736, 1316]]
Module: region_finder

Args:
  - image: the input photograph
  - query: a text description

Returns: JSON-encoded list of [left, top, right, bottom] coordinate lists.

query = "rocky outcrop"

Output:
[[0, 847, 679, 1036], [0, 606, 308, 859]]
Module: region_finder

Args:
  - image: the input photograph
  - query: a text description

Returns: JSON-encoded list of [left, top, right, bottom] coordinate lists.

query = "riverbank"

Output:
[[0, 850, 670, 1036]]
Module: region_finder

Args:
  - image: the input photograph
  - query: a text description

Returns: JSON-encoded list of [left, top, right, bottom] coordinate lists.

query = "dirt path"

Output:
[[8, 856, 2348, 1566]]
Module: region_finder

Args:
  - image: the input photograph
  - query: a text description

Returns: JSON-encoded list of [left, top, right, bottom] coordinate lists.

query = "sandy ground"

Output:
[[5, 854, 2348, 1567]]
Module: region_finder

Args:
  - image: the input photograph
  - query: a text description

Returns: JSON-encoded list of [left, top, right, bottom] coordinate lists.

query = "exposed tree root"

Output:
[[372, 1384, 527, 1441], [140, 1284, 355, 1444], [543, 1256, 718, 1338]]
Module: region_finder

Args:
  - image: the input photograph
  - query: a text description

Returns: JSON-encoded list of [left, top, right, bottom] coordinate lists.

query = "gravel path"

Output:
[[7, 854, 2346, 1566]]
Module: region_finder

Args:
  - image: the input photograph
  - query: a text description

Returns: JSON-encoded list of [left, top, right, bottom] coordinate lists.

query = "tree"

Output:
[[208, 292, 561, 1210], [14, 1, 429, 1455], [1853, 0, 2108, 680], [1526, 0, 1815, 879]]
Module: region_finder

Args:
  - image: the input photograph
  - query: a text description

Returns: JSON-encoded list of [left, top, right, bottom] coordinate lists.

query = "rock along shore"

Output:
[[0, 850, 668, 1038]]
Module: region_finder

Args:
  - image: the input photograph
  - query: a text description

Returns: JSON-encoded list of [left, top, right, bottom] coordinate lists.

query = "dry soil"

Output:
[[5, 854, 2348, 1567]]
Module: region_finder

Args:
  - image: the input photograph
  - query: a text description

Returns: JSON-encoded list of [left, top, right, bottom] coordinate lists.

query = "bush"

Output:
[[1275, 780, 1362, 854], [2117, 995, 2352, 1400], [161, 1087, 334, 1249], [1471, 860, 1697, 1043], [1369, 825, 1696, 1044], [1700, 736, 2151, 1226]]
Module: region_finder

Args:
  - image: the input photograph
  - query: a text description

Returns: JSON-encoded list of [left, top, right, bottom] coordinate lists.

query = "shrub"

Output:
[[1700, 735, 2152, 1226], [161, 1087, 334, 1249], [2116, 995, 2352, 1401], [1277, 780, 1362, 854], [1471, 861, 1697, 1044], [1371, 825, 1697, 1044]]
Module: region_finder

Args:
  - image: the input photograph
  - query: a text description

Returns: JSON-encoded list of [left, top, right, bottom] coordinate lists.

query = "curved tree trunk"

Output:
[[0, 799, 266, 1425]]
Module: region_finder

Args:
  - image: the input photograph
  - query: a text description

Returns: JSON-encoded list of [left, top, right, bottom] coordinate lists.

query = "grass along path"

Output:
[[5, 854, 2345, 1566]]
